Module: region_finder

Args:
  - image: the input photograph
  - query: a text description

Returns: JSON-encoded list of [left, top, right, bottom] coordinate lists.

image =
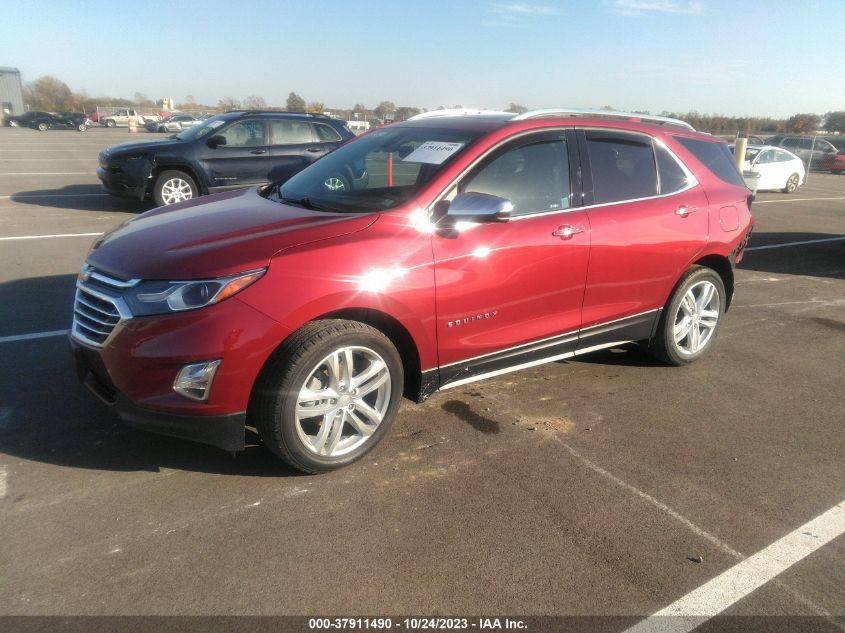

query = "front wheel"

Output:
[[153, 170, 198, 206], [105, 119, 116, 128], [77, 123, 88, 132], [783, 173, 800, 193], [650, 266, 726, 366], [37, 122, 48, 131], [322, 173, 351, 192], [253, 320, 404, 473]]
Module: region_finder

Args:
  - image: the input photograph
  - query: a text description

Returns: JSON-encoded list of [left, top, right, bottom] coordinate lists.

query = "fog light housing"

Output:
[[173, 360, 222, 402]]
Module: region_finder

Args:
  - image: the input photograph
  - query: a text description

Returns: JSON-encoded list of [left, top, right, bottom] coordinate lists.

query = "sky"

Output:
[[1, 0, 843, 118]]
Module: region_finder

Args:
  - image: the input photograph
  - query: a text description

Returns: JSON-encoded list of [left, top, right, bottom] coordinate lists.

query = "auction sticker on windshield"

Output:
[[402, 141, 464, 164]]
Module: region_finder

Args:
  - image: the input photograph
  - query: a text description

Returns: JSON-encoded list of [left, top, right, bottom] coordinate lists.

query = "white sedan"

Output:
[[740, 144, 805, 194]]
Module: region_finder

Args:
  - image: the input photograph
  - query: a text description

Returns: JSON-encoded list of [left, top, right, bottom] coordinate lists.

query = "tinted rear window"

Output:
[[674, 136, 746, 188], [586, 130, 657, 204]]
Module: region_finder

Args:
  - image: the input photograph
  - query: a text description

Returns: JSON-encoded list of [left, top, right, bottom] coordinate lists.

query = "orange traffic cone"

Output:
[[128, 116, 137, 133]]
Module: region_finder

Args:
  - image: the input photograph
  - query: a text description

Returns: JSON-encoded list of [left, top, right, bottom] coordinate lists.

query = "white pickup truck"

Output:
[[100, 109, 161, 128]]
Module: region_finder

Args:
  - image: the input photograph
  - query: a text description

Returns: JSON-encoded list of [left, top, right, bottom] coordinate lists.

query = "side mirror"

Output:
[[437, 192, 513, 225], [207, 135, 227, 148]]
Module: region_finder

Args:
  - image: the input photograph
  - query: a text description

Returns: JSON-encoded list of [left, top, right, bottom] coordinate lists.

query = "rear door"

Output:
[[577, 129, 710, 349], [267, 120, 325, 184], [199, 118, 269, 189]]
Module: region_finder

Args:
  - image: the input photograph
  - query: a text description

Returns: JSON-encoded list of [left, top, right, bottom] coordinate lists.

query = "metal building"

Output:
[[0, 67, 25, 123]]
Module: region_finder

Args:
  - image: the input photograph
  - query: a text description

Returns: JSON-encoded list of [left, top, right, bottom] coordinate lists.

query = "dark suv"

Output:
[[764, 135, 838, 167], [97, 111, 355, 206]]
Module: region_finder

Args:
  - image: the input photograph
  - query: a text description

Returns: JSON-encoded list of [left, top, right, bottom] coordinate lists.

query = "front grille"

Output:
[[71, 268, 137, 348]]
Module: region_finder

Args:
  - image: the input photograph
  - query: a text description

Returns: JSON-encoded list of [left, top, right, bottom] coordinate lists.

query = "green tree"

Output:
[[395, 106, 421, 120], [286, 92, 306, 112], [786, 113, 821, 133], [505, 103, 527, 114], [374, 101, 396, 120], [824, 111, 845, 133]]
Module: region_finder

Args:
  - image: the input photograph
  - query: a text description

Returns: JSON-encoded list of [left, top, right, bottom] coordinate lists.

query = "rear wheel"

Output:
[[37, 122, 48, 131], [153, 170, 198, 206], [783, 173, 800, 193], [77, 123, 88, 132], [253, 320, 404, 473], [322, 173, 350, 192], [650, 266, 725, 366], [105, 119, 116, 128]]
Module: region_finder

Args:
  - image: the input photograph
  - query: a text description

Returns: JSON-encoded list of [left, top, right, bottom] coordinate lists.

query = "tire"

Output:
[[37, 122, 48, 131], [783, 173, 800, 193], [105, 119, 116, 128], [153, 170, 198, 206], [322, 173, 351, 192], [77, 123, 87, 132], [253, 319, 404, 473], [650, 266, 726, 366]]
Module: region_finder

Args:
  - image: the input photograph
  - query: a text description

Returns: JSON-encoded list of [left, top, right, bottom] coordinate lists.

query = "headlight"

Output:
[[124, 269, 265, 316]]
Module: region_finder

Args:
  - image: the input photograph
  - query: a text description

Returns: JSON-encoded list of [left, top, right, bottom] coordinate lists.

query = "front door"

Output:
[[432, 131, 591, 387], [201, 118, 269, 190]]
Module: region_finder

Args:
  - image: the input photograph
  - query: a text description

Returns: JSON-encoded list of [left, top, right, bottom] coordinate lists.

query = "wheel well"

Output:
[[318, 308, 423, 400], [693, 255, 734, 310]]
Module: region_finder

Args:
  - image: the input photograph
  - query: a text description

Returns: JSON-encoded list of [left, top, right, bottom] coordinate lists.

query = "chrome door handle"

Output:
[[250, 149, 267, 155], [552, 224, 585, 240], [674, 206, 698, 217]]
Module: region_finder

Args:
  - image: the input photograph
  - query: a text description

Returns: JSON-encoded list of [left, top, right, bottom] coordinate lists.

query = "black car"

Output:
[[763, 135, 839, 167], [5, 111, 52, 127], [29, 112, 92, 132], [97, 111, 356, 206]]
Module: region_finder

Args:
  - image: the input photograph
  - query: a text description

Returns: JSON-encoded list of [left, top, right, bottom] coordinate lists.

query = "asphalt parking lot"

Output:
[[0, 127, 843, 630]]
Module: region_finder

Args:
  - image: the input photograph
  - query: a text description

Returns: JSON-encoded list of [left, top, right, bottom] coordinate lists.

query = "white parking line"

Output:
[[0, 158, 95, 161], [0, 466, 6, 499], [754, 196, 845, 204], [0, 330, 69, 344], [0, 232, 103, 241], [0, 172, 91, 176], [623, 500, 845, 633], [746, 236, 845, 251]]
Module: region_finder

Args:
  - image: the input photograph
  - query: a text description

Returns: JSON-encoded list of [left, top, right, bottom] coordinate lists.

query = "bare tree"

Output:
[[218, 96, 241, 111], [286, 92, 306, 112], [243, 95, 266, 110], [505, 103, 527, 114], [307, 101, 326, 114]]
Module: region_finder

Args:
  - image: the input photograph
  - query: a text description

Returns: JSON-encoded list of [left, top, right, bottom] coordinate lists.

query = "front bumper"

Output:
[[72, 338, 247, 452], [97, 165, 149, 200]]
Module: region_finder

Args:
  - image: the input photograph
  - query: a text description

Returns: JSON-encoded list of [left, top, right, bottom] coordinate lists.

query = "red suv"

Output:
[[71, 109, 753, 473]]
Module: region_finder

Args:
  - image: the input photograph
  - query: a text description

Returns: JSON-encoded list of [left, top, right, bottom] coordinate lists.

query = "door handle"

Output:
[[306, 147, 323, 153], [674, 206, 699, 217], [250, 149, 267, 155], [552, 224, 585, 240]]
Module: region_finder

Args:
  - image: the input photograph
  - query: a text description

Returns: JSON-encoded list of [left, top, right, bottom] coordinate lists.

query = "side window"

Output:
[[674, 136, 746, 188], [314, 123, 342, 142], [757, 150, 776, 163], [655, 143, 688, 195], [270, 120, 314, 145], [782, 138, 799, 150], [775, 151, 793, 162], [461, 139, 570, 217], [586, 131, 657, 204], [814, 140, 835, 153], [220, 120, 265, 147], [797, 138, 813, 150]]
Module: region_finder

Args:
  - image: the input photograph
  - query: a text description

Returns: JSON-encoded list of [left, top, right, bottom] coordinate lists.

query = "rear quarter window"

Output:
[[674, 136, 746, 188]]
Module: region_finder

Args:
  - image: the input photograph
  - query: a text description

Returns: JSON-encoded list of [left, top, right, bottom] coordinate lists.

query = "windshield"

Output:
[[268, 126, 483, 213], [175, 115, 228, 141]]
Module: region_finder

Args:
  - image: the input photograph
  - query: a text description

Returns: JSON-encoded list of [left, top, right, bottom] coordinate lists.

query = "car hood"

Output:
[[103, 138, 181, 157], [87, 187, 378, 280]]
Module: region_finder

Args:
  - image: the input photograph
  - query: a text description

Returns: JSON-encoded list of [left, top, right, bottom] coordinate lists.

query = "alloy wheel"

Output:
[[673, 280, 720, 355], [323, 177, 346, 191], [295, 346, 391, 457], [160, 178, 194, 204]]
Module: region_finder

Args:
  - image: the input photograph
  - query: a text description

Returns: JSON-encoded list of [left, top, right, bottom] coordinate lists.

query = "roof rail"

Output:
[[511, 108, 695, 131], [408, 108, 512, 121], [225, 110, 329, 118]]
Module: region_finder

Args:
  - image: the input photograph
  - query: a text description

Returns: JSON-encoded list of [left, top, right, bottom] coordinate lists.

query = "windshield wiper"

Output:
[[278, 195, 337, 212]]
